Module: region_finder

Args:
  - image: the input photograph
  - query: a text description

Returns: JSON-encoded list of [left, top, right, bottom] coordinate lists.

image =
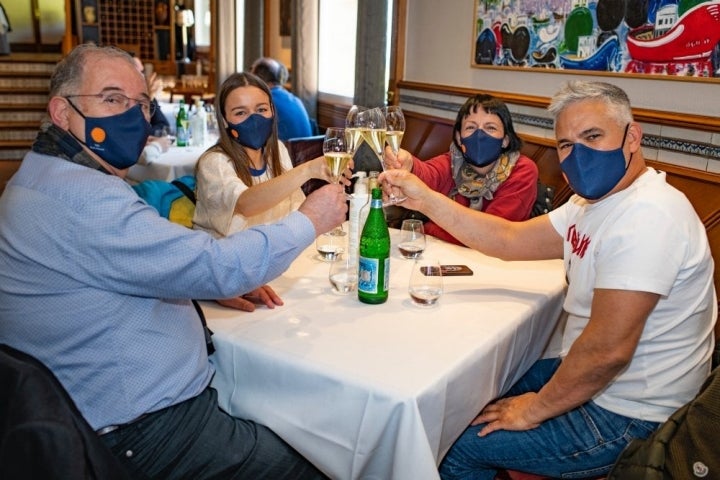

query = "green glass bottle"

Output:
[[358, 188, 390, 304], [176, 99, 189, 147]]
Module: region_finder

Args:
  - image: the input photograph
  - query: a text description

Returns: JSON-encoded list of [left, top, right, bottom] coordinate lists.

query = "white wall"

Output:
[[404, 0, 719, 118]]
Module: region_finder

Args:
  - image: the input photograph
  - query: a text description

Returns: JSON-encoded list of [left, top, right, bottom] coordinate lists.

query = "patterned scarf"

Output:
[[449, 142, 519, 211], [31, 121, 110, 175]]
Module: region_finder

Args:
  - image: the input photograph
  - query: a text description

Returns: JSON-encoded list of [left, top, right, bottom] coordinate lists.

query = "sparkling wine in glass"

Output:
[[409, 258, 443, 307], [345, 105, 367, 156], [382, 105, 407, 204], [323, 127, 354, 211]]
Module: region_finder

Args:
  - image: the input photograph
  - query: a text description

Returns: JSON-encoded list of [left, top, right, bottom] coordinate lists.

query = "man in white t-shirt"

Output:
[[380, 80, 716, 479]]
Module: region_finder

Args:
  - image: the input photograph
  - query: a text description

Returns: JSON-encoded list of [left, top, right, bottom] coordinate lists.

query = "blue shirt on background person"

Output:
[[251, 57, 313, 141]]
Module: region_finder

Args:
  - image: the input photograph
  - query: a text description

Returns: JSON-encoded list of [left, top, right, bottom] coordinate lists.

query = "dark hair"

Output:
[[201, 72, 282, 187], [250, 57, 288, 86], [453, 93, 523, 154]]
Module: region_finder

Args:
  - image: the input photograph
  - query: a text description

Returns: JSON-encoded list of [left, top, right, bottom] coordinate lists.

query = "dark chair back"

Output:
[[284, 135, 327, 196], [0, 344, 136, 479]]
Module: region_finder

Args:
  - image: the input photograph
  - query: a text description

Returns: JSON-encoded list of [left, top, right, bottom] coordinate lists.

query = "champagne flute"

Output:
[[382, 105, 407, 204], [323, 127, 353, 200], [323, 127, 352, 236], [356, 108, 386, 167], [345, 105, 367, 157]]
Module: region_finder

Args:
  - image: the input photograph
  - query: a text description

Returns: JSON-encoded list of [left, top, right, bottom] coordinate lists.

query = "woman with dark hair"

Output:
[[193, 72, 342, 238], [385, 93, 538, 246]]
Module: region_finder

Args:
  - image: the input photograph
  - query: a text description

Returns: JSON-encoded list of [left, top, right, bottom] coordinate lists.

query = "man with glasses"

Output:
[[0, 44, 343, 478]]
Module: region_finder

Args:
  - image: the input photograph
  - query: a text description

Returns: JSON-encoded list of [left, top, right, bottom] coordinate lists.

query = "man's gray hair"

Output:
[[49, 44, 136, 98], [548, 80, 633, 127]]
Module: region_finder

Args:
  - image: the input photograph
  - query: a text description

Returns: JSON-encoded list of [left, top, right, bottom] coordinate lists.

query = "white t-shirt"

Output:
[[548, 167, 716, 422], [193, 142, 306, 238]]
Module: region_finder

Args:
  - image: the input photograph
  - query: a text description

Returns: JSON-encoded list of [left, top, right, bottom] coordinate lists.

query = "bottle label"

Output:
[[358, 256, 389, 294]]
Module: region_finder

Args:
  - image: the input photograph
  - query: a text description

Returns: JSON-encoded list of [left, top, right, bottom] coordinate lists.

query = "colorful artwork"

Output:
[[472, 0, 720, 78]]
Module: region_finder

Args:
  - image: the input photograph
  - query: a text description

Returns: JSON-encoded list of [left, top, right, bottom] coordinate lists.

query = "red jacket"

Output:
[[411, 152, 538, 246]]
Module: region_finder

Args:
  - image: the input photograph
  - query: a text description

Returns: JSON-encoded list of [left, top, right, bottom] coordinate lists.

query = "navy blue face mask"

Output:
[[459, 129, 505, 167], [226, 114, 274, 150], [560, 124, 630, 200], [69, 102, 151, 169]]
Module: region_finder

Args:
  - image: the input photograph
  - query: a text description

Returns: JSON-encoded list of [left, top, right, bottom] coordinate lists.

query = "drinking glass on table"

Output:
[[329, 254, 358, 294], [409, 258, 443, 307], [398, 219, 426, 259], [316, 228, 346, 262]]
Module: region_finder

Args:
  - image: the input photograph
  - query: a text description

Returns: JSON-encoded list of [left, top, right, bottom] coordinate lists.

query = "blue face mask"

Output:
[[70, 103, 151, 169], [226, 114, 274, 150], [459, 129, 504, 167], [560, 125, 630, 200]]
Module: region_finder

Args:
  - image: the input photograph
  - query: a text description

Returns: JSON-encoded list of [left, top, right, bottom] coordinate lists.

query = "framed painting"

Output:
[[472, 0, 720, 78]]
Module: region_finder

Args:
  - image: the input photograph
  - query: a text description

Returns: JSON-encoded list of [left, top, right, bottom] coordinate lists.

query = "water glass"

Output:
[[316, 229, 346, 262], [398, 219, 426, 259], [329, 255, 358, 294], [409, 258, 443, 307]]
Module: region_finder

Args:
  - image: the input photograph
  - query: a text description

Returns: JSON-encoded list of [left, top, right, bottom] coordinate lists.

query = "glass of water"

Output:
[[408, 258, 443, 307], [316, 229, 346, 262], [398, 219, 426, 259], [329, 255, 358, 295]]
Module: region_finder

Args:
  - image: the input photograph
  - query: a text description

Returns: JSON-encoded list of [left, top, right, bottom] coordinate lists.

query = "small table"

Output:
[[204, 228, 567, 479], [126, 145, 205, 183]]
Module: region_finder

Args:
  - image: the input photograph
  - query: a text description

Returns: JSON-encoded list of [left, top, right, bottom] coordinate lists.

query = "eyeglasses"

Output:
[[65, 92, 155, 118]]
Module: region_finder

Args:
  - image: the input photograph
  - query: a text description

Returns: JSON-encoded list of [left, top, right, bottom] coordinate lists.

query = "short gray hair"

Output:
[[548, 80, 633, 127], [49, 44, 136, 97]]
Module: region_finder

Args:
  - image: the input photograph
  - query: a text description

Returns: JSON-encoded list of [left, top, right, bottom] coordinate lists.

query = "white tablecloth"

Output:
[[204, 228, 567, 480], [126, 145, 204, 183]]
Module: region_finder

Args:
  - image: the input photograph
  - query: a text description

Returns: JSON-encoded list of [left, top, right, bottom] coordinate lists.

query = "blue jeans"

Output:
[[439, 358, 659, 480], [100, 387, 327, 479]]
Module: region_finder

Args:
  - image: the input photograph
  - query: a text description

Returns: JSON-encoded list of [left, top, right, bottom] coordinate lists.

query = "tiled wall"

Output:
[[399, 88, 720, 176]]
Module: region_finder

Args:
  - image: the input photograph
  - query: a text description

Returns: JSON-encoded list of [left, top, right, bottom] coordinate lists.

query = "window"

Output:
[[318, 0, 357, 98]]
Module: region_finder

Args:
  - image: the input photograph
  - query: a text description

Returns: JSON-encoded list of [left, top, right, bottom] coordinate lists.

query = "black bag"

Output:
[[608, 367, 720, 480]]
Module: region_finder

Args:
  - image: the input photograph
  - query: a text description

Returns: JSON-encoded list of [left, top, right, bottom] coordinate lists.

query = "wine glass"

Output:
[[323, 127, 353, 235], [382, 105, 407, 204], [409, 258, 443, 307], [345, 105, 367, 156], [356, 108, 386, 166], [398, 219, 425, 259], [382, 105, 405, 159], [323, 127, 353, 187], [316, 229, 346, 262]]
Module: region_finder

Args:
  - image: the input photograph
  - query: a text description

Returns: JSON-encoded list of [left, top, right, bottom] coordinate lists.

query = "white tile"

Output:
[[639, 122, 661, 137], [707, 158, 720, 174], [642, 147, 658, 161], [657, 150, 709, 170], [711, 133, 720, 147], [661, 126, 712, 144]]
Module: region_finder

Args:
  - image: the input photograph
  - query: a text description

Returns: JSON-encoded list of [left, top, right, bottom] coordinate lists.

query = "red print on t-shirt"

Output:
[[567, 224, 590, 259]]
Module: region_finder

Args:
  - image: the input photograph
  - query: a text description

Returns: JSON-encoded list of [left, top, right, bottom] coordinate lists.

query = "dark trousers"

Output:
[[100, 387, 327, 479]]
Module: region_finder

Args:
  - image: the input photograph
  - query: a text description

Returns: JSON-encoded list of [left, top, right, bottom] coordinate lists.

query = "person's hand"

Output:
[[309, 155, 353, 187], [216, 285, 284, 312], [298, 183, 348, 235], [378, 169, 431, 212], [383, 147, 413, 171], [471, 392, 543, 437]]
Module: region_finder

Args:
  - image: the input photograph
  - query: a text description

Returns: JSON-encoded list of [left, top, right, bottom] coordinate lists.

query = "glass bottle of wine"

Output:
[[358, 188, 390, 304]]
